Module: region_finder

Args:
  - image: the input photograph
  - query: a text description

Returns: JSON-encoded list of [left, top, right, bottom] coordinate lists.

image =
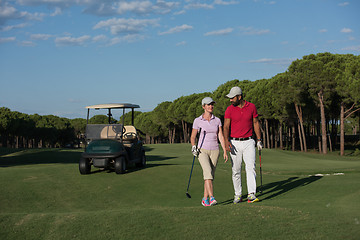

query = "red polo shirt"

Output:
[[224, 101, 258, 138]]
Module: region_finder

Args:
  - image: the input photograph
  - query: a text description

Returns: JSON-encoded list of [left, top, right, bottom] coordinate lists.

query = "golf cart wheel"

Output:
[[115, 156, 126, 174], [79, 157, 91, 175], [136, 152, 146, 168]]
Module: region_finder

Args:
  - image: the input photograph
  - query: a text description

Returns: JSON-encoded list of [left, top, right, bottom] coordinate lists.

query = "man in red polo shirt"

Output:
[[223, 86, 263, 203]]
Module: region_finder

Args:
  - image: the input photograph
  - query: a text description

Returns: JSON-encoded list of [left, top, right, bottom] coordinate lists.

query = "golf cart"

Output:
[[79, 103, 146, 174]]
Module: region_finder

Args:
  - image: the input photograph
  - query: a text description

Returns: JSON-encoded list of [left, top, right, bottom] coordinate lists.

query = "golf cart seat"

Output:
[[100, 124, 123, 139], [122, 126, 138, 141]]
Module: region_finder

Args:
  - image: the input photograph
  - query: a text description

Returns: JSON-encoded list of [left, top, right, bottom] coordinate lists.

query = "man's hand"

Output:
[[225, 140, 231, 152], [191, 145, 199, 157], [257, 140, 263, 151]]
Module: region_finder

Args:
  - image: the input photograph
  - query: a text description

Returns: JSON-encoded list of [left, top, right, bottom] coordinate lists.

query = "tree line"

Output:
[[131, 52, 360, 156], [1, 52, 359, 155]]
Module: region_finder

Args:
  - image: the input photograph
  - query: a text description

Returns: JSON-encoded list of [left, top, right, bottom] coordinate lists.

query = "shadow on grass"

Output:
[[0, 147, 177, 172], [0, 149, 81, 167], [259, 176, 323, 200], [143, 146, 155, 152], [219, 176, 322, 205], [89, 162, 177, 175], [0, 148, 26, 157], [146, 155, 177, 162]]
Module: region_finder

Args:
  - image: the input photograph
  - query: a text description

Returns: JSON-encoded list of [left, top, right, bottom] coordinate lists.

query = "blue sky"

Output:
[[0, 0, 359, 119]]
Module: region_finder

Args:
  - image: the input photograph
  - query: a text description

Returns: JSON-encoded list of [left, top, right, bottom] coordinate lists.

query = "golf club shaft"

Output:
[[259, 150, 262, 192], [186, 155, 196, 192], [186, 128, 202, 197]]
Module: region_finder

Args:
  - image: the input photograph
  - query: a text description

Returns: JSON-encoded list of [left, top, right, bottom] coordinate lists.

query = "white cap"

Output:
[[226, 86, 242, 98], [202, 97, 215, 106]]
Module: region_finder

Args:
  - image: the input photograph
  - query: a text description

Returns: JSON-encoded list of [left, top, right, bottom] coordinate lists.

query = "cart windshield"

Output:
[[86, 124, 123, 140]]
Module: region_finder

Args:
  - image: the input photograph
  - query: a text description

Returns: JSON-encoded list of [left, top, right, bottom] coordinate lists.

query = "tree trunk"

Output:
[[16, 136, 19, 149], [328, 134, 333, 152], [168, 127, 173, 144], [181, 120, 186, 143], [269, 123, 273, 148], [292, 125, 296, 151], [294, 103, 307, 152], [285, 127, 290, 150], [318, 91, 327, 154], [317, 120, 322, 153], [274, 122, 278, 149], [279, 123, 283, 149], [340, 103, 360, 155], [311, 122, 316, 151], [298, 122, 303, 152], [261, 120, 266, 148], [266, 119, 270, 149], [172, 127, 176, 144]]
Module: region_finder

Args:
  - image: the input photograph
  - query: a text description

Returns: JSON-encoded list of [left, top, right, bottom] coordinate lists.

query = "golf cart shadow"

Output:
[[146, 155, 177, 162], [218, 176, 322, 204], [88, 155, 178, 174]]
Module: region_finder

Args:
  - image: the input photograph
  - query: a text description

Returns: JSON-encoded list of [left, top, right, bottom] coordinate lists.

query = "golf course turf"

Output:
[[1, 144, 359, 239]]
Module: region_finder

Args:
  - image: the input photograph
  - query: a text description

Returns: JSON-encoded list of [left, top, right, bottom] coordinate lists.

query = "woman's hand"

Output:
[[223, 151, 228, 163]]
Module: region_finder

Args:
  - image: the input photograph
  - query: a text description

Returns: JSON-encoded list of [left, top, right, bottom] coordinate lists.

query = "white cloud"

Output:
[[55, 35, 91, 46], [0, 2, 23, 24], [30, 33, 53, 40], [109, 34, 145, 45], [50, 7, 62, 16], [247, 58, 295, 65], [0, 2, 17, 18], [319, 29, 327, 33], [0, 1, 45, 25], [116, 1, 153, 15], [16, 0, 77, 8], [338, 2, 349, 7], [185, 3, 214, 9], [204, 27, 233, 36], [342, 45, 360, 51], [158, 24, 193, 35], [297, 41, 305, 46], [83, 0, 179, 16], [1, 23, 28, 31], [94, 18, 159, 35], [176, 41, 186, 46], [341, 28, 353, 33], [93, 34, 107, 42], [173, 10, 186, 15], [239, 26, 271, 35], [20, 40, 36, 46], [214, 0, 239, 6], [0, 36, 16, 43], [152, 0, 180, 14]]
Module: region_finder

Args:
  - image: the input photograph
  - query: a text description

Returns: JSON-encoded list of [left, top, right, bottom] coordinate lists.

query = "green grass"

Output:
[[0, 145, 359, 239]]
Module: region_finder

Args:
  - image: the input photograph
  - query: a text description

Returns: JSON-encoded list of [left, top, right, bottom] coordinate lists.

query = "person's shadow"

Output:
[[259, 176, 322, 200], [219, 175, 322, 204]]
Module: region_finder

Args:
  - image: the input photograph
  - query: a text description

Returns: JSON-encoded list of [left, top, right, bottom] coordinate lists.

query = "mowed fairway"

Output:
[[0, 144, 359, 240]]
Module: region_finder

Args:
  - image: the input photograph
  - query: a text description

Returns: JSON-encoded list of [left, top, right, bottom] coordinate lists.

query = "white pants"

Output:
[[230, 139, 256, 196]]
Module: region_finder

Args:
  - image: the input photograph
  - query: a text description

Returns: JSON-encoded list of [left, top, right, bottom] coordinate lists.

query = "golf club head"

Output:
[[186, 192, 191, 198]]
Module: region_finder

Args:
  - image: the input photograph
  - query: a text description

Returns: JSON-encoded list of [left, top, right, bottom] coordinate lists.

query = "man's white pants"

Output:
[[230, 139, 257, 196]]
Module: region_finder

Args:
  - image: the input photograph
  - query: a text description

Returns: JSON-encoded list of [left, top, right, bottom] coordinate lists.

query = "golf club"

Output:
[[259, 149, 263, 194], [186, 128, 202, 198]]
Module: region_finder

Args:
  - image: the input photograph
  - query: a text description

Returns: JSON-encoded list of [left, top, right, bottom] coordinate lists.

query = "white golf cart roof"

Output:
[[86, 103, 140, 109]]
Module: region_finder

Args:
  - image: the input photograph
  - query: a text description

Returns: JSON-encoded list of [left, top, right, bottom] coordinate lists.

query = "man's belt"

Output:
[[230, 137, 252, 141]]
